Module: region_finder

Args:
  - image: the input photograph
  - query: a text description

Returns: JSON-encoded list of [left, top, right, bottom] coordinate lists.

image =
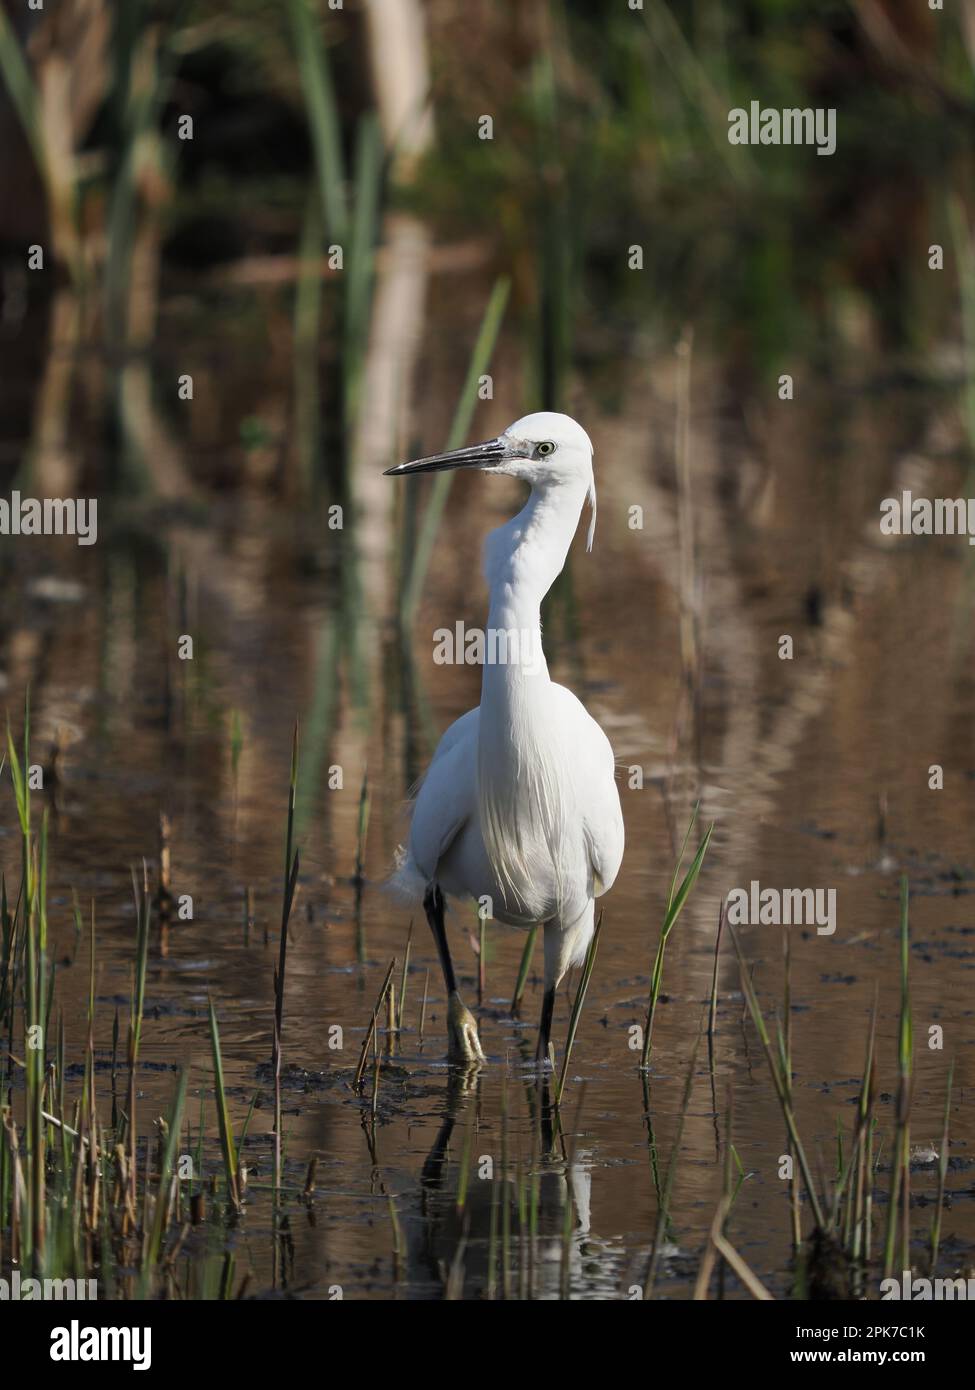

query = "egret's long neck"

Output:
[[482, 479, 589, 679], [476, 477, 589, 907]]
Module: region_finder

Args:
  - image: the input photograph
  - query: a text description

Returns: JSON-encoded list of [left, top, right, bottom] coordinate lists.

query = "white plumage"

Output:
[[386, 412, 624, 1063]]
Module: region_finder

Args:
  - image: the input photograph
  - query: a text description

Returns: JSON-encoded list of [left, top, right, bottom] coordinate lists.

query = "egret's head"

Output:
[[384, 411, 598, 548]]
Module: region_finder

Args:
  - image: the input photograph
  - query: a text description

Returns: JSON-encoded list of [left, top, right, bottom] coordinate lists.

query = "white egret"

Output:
[[386, 412, 624, 1063]]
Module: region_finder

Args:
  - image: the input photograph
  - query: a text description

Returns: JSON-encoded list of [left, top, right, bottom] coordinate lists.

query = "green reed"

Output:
[[883, 876, 913, 1278], [208, 998, 240, 1213], [555, 912, 604, 1109], [641, 805, 713, 1068], [399, 277, 511, 625], [0, 690, 264, 1294]]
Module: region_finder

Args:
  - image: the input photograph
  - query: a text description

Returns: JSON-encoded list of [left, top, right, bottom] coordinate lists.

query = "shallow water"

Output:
[[1, 325, 974, 1299]]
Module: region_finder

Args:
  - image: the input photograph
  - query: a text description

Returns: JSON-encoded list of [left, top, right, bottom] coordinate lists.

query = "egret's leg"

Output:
[[536, 983, 556, 1065], [536, 918, 564, 1067], [423, 883, 457, 993], [423, 885, 484, 1064]]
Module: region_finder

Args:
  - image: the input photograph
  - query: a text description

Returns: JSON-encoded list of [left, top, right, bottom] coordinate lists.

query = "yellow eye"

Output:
[[537, 441, 556, 457]]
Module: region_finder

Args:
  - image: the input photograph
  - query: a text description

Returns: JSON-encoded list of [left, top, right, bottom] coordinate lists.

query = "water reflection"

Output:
[[388, 1070, 626, 1300], [1, 327, 974, 1299]]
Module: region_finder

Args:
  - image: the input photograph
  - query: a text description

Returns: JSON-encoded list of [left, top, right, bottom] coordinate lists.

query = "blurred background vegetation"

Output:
[[1, 0, 973, 512]]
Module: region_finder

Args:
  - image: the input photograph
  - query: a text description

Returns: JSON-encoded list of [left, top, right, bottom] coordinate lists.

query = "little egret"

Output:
[[385, 412, 624, 1064]]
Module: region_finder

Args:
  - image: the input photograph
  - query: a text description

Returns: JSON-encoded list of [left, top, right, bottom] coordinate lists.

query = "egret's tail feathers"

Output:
[[384, 846, 428, 906]]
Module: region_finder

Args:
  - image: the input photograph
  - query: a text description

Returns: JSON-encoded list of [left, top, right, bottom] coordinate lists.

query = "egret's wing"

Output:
[[408, 707, 479, 880], [553, 685, 624, 897], [584, 782, 624, 897], [405, 706, 479, 800]]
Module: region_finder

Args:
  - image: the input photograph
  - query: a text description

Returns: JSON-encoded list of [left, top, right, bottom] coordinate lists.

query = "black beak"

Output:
[[383, 436, 508, 477]]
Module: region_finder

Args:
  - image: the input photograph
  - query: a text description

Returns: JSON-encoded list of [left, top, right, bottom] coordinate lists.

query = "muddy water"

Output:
[[1, 331, 973, 1299]]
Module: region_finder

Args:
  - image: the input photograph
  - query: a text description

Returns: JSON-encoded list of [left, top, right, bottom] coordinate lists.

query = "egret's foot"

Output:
[[447, 992, 485, 1064]]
